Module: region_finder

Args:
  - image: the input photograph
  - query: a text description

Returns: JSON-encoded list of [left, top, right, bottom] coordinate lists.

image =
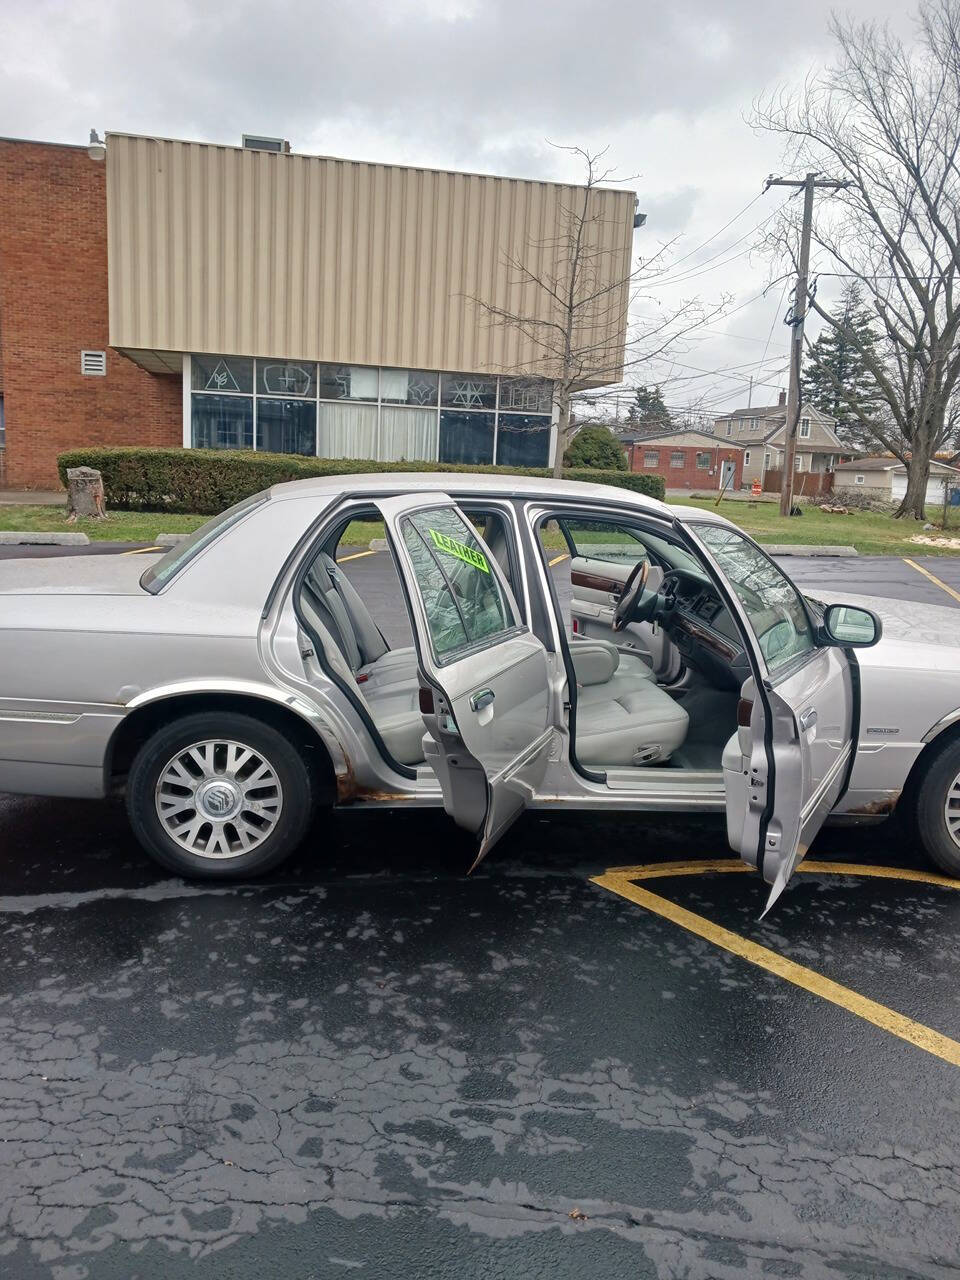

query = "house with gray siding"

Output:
[[712, 393, 849, 488]]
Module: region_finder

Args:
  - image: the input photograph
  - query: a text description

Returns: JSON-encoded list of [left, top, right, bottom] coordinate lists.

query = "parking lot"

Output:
[[2, 546, 960, 1277]]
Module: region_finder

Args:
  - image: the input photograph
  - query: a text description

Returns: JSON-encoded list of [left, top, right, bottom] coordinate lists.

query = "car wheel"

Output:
[[912, 736, 960, 878], [126, 711, 316, 879]]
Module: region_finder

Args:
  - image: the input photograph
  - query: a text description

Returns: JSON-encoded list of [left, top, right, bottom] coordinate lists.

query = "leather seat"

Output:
[[300, 561, 427, 765], [573, 639, 688, 766], [300, 558, 687, 771]]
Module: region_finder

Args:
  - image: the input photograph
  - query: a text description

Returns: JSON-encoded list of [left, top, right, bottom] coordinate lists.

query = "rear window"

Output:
[[140, 492, 269, 593]]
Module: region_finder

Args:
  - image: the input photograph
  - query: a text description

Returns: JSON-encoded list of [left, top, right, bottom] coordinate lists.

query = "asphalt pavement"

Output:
[[3, 543, 960, 1276], [2, 796, 960, 1278]]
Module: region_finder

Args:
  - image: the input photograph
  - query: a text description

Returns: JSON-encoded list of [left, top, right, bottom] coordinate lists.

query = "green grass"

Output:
[[667, 497, 960, 557], [2, 499, 959, 557], [0, 507, 208, 543]]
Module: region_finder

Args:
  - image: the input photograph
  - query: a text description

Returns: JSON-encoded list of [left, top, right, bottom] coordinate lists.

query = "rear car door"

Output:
[[688, 523, 858, 912], [377, 495, 555, 869]]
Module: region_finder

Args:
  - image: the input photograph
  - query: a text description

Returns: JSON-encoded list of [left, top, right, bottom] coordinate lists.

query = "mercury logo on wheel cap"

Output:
[[198, 780, 241, 820]]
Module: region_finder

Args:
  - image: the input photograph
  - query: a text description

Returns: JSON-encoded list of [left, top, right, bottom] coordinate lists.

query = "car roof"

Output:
[[266, 470, 726, 521]]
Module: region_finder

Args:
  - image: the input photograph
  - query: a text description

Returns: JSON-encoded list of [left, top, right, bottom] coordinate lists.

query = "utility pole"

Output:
[[765, 172, 849, 516]]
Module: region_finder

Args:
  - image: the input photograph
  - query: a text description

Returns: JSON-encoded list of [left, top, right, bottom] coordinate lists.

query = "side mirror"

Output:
[[820, 603, 882, 648]]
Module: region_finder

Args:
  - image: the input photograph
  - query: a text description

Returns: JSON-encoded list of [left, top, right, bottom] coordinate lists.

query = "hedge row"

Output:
[[57, 447, 666, 515]]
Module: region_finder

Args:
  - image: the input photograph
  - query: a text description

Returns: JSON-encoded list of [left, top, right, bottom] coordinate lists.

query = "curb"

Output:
[[763, 544, 858, 557], [154, 533, 190, 547], [368, 538, 389, 551], [0, 531, 90, 546]]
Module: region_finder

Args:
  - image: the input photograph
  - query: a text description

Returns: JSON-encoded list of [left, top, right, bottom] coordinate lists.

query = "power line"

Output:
[[646, 202, 787, 290], [758, 278, 790, 372], [662, 192, 765, 271]]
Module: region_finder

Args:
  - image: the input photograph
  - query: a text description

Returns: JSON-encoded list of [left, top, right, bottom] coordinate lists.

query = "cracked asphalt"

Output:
[[2, 543, 960, 1277], [2, 791, 960, 1279]]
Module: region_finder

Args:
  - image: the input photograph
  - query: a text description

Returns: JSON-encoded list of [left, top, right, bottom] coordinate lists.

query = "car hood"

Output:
[[0, 553, 159, 595], [810, 589, 960, 667]]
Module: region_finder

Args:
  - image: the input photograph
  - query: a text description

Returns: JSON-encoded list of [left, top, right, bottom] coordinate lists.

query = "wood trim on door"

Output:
[[570, 569, 623, 595]]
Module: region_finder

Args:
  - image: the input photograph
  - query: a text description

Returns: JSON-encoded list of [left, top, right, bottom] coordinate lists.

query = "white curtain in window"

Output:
[[379, 406, 438, 461], [317, 404, 378, 458], [345, 366, 379, 400], [379, 369, 410, 402]]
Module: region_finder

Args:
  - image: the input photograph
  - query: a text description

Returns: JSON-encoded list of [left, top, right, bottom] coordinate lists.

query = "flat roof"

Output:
[[105, 131, 636, 196]]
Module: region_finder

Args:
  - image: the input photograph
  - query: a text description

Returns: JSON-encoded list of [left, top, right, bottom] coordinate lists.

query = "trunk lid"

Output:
[[0, 553, 159, 596]]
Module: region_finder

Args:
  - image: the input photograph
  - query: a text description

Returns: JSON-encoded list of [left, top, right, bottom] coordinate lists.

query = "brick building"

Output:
[[0, 133, 637, 490], [624, 429, 744, 491], [0, 139, 182, 488]]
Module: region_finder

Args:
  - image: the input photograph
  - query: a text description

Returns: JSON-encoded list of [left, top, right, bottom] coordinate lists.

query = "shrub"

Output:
[[563, 424, 628, 471], [57, 446, 666, 514]]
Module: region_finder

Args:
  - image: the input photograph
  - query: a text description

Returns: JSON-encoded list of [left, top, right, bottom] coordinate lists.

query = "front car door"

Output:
[[687, 522, 858, 912], [377, 495, 555, 869]]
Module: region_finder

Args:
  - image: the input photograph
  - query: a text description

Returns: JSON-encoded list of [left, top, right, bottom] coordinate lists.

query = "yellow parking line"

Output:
[[903, 556, 960, 605], [336, 549, 378, 563], [592, 859, 960, 1069], [548, 553, 569, 567], [120, 546, 164, 555]]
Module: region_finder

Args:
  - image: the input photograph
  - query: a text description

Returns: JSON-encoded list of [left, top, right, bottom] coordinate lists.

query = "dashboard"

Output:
[[663, 570, 751, 690]]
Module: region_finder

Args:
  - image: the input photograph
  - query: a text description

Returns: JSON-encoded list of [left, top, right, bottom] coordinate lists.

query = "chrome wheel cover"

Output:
[[946, 770, 960, 852], [155, 739, 283, 859]]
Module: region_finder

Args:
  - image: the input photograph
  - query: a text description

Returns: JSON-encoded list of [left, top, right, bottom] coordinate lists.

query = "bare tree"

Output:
[[471, 145, 724, 477], [755, 0, 960, 518]]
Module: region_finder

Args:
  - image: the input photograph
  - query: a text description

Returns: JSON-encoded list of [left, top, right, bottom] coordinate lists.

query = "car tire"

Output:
[[911, 736, 960, 878], [126, 711, 316, 879]]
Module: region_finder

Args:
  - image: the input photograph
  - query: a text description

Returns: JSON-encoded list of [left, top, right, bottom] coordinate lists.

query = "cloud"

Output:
[[0, 0, 916, 409]]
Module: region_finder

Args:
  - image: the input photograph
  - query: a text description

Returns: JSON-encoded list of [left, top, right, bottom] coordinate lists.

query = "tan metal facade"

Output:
[[106, 134, 635, 381]]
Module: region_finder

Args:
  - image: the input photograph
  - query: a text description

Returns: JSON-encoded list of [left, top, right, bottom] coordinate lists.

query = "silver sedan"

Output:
[[1, 473, 958, 912]]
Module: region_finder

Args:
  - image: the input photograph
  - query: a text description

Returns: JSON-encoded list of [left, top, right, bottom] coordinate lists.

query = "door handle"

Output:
[[470, 689, 496, 712], [798, 707, 818, 733]]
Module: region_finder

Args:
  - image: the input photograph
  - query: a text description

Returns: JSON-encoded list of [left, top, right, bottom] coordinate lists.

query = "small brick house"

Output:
[[623, 429, 745, 491]]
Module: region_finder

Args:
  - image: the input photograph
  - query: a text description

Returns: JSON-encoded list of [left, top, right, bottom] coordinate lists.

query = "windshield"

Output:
[[140, 492, 269, 593], [695, 524, 816, 672]]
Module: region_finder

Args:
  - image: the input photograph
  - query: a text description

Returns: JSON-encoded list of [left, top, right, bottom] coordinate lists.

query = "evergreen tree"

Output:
[[626, 385, 673, 433], [801, 283, 884, 450], [564, 424, 628, 470]]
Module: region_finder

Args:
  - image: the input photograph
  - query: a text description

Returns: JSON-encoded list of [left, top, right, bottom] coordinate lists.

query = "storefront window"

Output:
[[439, 410, 495, 464], [380, 406, 438, 461], [498, 377, 552, 414], [380, 369, 439, 406], [192, 354, 253, 395], [191, 393, 254, 449], [317, 403, 378, 458], [495, 414, 551, 467], [256, 399, 317, 455], [188, 355, 552, 466], [317, 364, 379, 401], [258, 360, 316, 397], [440, 373, 497, 410]]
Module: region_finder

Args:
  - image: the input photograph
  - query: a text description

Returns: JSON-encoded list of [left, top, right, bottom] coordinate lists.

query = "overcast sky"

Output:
[[0, 0, 916, 418]]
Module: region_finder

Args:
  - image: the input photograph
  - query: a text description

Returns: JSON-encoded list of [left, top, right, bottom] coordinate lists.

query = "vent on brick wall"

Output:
[[81, 350, 106, 377]]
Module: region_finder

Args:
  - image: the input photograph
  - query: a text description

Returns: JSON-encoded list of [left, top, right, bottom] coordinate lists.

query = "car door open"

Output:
[[377, 494, 555, 870], [688, 523, 875, 913]]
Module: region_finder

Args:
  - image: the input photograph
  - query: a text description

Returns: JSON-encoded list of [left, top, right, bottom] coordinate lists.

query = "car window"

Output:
[[400, 507, 517, 661], [696, 525, 815, 672], [141, 491, 269, 593], [557, 517, 704, 577], [561, 519, 649, 566]]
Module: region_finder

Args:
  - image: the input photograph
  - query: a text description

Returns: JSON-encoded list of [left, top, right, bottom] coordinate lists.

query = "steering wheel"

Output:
[[613, 559, 651, 631]]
